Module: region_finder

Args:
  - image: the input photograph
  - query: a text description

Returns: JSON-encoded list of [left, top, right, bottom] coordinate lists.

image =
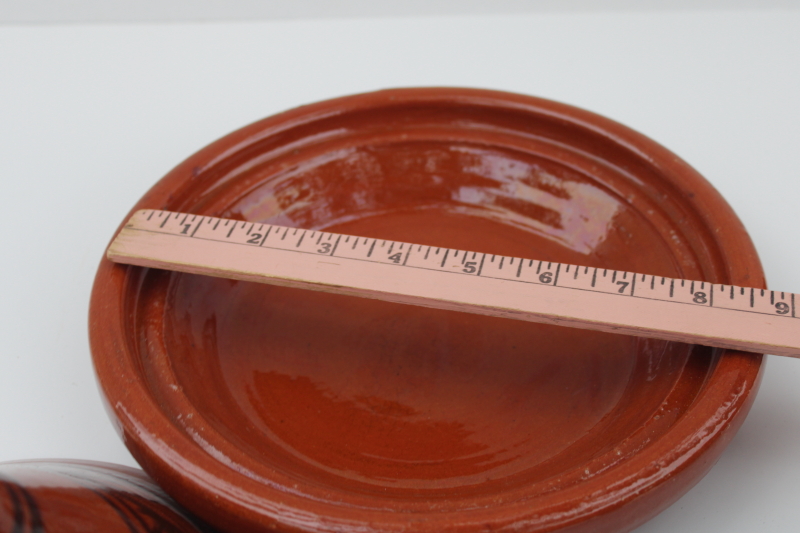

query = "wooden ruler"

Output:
[[107, 209, 800, 358]]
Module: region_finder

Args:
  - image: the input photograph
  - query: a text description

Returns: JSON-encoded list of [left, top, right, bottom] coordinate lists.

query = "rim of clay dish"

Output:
[[90, 88, 765, 533]]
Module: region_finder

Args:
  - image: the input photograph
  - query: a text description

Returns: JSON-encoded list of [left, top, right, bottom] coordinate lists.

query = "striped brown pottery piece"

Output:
[[0, 460, 217, 533]]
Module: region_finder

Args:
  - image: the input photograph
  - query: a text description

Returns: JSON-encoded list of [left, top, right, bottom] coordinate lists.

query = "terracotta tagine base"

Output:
[[90, 88, 765, 533]]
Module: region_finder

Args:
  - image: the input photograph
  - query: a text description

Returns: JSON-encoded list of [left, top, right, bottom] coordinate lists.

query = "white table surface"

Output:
[[1, 9, 799, 532]]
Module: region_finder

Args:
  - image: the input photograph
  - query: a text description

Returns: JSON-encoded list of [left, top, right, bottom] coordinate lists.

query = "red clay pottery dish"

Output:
[[0, 460, 217, 532], [90, 88, 765, 533]]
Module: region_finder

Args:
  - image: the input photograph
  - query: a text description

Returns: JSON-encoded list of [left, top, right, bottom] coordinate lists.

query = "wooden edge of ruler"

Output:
[[107, 209, 800, 359]]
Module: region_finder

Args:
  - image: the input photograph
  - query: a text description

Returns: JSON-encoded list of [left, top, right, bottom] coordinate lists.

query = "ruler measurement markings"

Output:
[[190, 218, 204, 237], [329, 235, 341, 257], [259, 227, 272, 246], [440, 249, 449, 268], [133, 220, 800, 320], [109, 210, 800, 357], [123, 222, 796, 317], [476, 254, 486, 276], [403, 248, 412, 266]]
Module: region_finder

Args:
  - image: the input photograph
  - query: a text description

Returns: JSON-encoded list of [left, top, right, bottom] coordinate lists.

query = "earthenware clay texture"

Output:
[[0, 460, 217, 532], [90, 88, 765, 533]]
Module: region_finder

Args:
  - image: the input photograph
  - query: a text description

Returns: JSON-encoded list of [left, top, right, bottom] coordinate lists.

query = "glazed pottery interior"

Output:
[[91, 89, 764, 533]]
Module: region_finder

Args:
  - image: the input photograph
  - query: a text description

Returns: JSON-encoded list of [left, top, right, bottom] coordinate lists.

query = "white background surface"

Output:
[[1, 6, 800, 532], [2, 0, 798, 24]]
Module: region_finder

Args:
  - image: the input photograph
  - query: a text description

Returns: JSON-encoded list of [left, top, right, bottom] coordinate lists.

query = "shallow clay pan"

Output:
[[90, 88, 765, 533]]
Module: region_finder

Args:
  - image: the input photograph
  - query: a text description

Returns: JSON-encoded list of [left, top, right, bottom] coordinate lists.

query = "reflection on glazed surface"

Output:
[[231, 143, 624, 258], [132, 138, 713, 500], [452, 146, 621, 254]]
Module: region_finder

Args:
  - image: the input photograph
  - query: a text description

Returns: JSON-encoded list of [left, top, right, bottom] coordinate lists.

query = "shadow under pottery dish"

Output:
[[0, 460, 217, 532], [89, 88, 765, 533]]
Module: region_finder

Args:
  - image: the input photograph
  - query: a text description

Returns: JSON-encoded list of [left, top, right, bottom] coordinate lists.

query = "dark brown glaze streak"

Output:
[[0, 477, 45, 533]]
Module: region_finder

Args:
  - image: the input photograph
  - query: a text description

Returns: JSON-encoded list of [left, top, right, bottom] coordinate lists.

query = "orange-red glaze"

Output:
[[90, 88, 765, 533]]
